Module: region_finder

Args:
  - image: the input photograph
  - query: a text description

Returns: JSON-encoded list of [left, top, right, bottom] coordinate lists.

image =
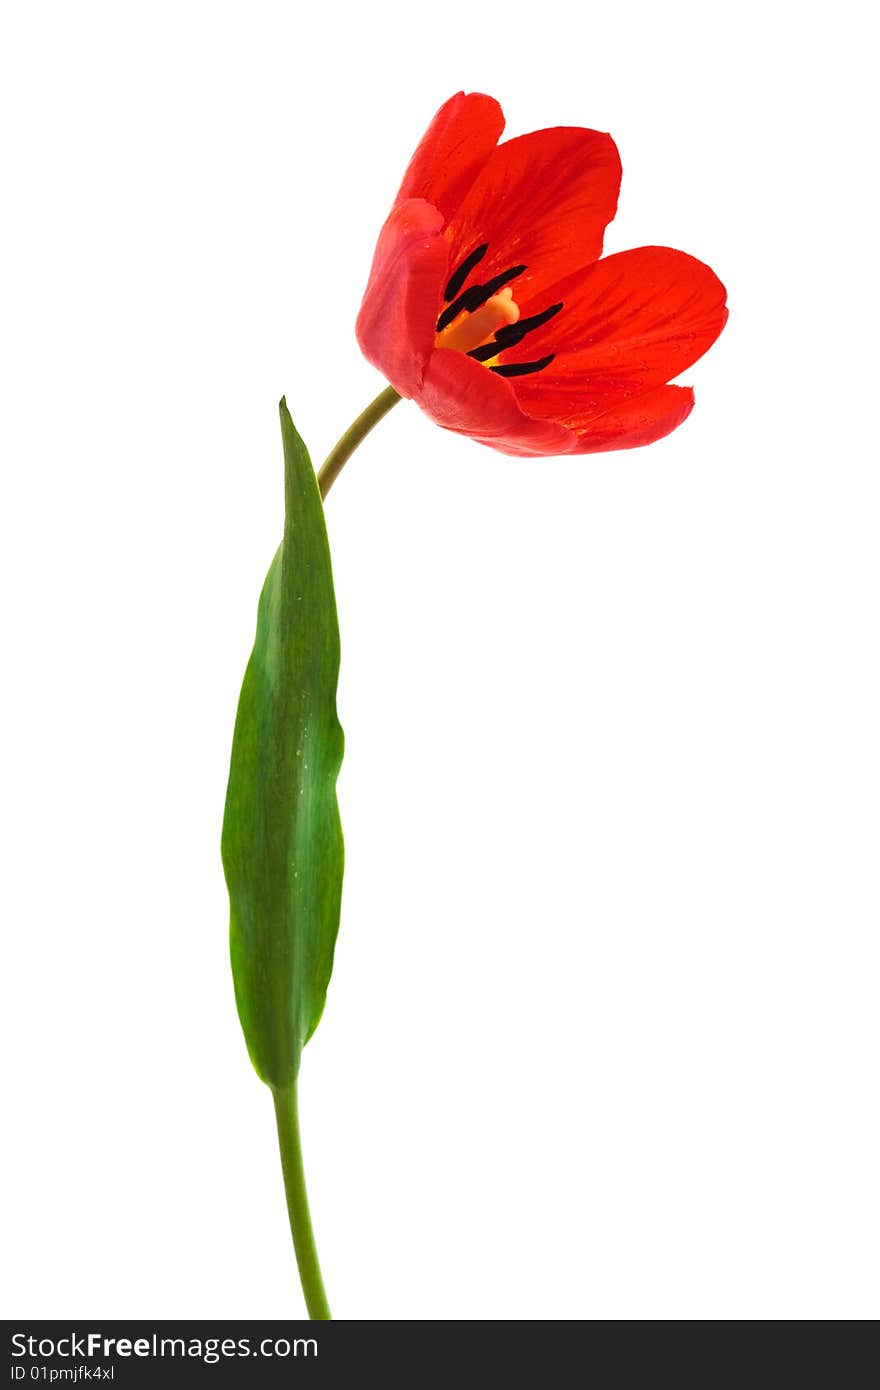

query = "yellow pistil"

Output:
[[435, 287, 520, 356]]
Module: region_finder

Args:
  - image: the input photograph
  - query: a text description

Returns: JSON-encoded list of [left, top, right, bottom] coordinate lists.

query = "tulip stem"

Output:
[[318, 385, 401, 499], [272, 1082, 332, 1320]]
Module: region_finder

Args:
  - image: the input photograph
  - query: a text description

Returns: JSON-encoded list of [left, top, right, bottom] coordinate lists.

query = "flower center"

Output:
[[434, 243, 563, 378], [435, 287, 520, 355]]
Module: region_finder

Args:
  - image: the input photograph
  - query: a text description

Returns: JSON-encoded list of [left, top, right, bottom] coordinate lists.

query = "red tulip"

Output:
[[356, 93, 727, 457]]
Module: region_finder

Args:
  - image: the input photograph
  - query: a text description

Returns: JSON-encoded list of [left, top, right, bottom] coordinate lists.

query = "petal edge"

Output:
[[356, 199, 449, 398], [572, 384, 696, 453], [395, 92, 505, 223], [418, 349, 577, 457]]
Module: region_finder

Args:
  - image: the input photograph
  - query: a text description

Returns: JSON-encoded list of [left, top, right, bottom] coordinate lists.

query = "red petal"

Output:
[[355, 199, 449, 398], [395, 92, 505, 222], [511, 247, 728, 424], [418, 349, 577, 457], [445, 127, 622, 302], [571, 384, 696, 453]]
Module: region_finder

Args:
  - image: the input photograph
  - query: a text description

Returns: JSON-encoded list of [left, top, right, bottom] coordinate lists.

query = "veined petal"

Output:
[[395, 92, 505, 222], [355, 199, 450, 398], [446, 127, 622, 301], [511, 247, 728, 422], [419, 349, 577, 457], [572, 384, 696, 453]]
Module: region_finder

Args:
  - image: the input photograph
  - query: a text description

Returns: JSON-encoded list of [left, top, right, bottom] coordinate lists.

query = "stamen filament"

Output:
[[490, 354, 556, 378], [436, 264, 527, 333], [495, 301, 564, 344], [468, 302, 564, 363]]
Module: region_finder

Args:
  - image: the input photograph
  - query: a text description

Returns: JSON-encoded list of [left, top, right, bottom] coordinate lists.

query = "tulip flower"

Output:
[[225, 92, 729, 1322], [355, 91, 727, 457]]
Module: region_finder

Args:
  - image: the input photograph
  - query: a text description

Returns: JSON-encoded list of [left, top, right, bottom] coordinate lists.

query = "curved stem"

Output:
[[317, 384, 401, 499], [272, 1083, 331, 1320]]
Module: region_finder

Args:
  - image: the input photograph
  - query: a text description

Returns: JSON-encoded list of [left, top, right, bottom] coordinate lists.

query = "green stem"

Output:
[[272, 1083, 332, 1320], [317, 384, 401, 499]]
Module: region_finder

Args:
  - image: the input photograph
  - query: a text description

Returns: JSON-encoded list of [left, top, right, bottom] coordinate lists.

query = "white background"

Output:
[[2, 0, 877, 1321]]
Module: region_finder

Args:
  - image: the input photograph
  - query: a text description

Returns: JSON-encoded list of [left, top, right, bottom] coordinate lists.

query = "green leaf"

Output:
[[221, 400, 344, 1088]]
